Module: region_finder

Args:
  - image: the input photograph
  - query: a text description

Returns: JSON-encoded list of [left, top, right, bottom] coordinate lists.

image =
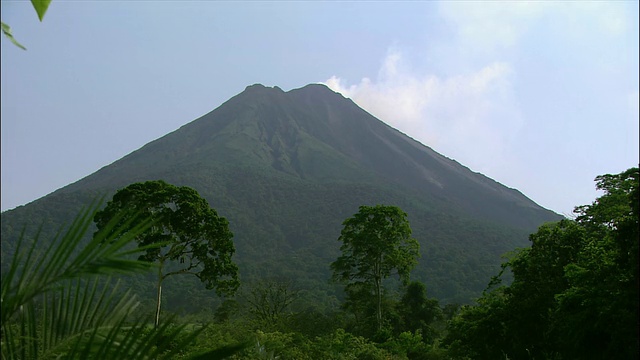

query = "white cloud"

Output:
[[324, 0, 637, 215], [324, 50, 522, 176]]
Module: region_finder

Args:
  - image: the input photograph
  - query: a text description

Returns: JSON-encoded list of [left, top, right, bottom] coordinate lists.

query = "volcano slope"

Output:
[[1, 83, 562, 308]]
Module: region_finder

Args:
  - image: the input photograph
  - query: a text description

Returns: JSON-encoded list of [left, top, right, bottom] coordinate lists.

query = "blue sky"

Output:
[[1, 1, 638, 216]]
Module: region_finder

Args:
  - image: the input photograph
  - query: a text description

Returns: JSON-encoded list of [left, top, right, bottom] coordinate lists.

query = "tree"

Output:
[[504, 220, 586, 358], [553, 167, 639, 359], [244, 278, 299, 328], [443, 288, 511, 359], [331, 205, 420, 333], [94, 180, 240, 328], [443, 167, 639, 360]]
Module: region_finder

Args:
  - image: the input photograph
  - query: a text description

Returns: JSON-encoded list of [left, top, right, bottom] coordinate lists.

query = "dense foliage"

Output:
[[444, 167, 639, 359], [3, 168, 635, 359]]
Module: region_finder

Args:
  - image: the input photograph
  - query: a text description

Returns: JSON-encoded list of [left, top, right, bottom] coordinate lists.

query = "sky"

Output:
[[1, 1, 638, 217]]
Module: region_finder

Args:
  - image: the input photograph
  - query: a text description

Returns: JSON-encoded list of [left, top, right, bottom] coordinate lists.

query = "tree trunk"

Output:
[[375, 276, 382, 332], [375, 254, 383, 332], [154, 262, 163, 329]]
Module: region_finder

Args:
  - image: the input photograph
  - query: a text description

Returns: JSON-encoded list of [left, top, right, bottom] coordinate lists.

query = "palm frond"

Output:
[[2, 200, 154, 326], [0, 200, 206, 359]]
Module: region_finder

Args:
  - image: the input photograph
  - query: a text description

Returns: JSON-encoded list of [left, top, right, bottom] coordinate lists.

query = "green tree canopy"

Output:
[[444, 167, 639, 360], [94, 180, 239, 327], [554, 167, 639, 359], [331, 204, 420, 333]]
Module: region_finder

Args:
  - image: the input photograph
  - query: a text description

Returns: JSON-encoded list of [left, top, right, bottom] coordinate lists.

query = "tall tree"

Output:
[[444, 167, 639, 360], [554, 167, 639, 359], [504, 220, 585, 358], [94, 180, 240, 328], [331, 205, 420, 333], [444, 220, 586, 359]]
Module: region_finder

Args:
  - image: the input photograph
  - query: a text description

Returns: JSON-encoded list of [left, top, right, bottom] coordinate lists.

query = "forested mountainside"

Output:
[[1, 83, 562, 308]]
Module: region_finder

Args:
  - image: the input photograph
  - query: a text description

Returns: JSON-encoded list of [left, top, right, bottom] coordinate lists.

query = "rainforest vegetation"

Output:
[[3, 2, 637, 359], [2, 167, 637, 359]]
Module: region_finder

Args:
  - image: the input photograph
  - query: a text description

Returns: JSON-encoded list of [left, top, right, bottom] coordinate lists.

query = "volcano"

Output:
[[1, 83, 561, 305]]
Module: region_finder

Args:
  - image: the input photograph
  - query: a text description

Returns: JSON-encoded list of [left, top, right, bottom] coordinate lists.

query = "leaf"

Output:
[[1, 22, 27, 50], [0, 200, 208, 359], [31, 0, 52, 21]]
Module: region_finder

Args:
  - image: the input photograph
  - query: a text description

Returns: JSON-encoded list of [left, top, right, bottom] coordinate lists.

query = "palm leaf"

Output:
[[0, 200, 202, 359]]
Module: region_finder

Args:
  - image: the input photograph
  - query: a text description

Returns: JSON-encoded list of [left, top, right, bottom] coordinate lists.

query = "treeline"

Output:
[[173, 277, 452, 359], [443, 167, 639, 359], [2, 167, 637, 359], [176, 167, 638, 359]]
